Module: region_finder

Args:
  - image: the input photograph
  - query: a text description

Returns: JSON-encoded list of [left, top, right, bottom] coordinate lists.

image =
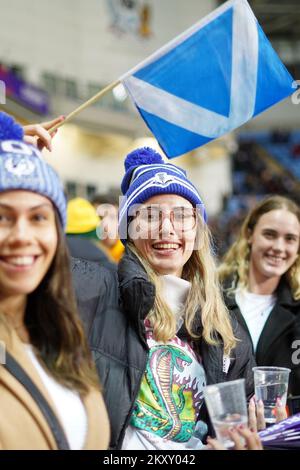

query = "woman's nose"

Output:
[[7, 220, 32, 245], [159, 214, 175, 236], [272, 237, 285, 252]]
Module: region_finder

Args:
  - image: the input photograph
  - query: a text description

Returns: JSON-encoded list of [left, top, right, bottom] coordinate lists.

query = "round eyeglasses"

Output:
[[135, 205, 197, 232]]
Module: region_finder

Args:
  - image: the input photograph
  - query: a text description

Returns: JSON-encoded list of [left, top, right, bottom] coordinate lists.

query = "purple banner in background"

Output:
[[259, 413, 300, 449], [0, 79, 5, 103], [0, 66, 49, 115]]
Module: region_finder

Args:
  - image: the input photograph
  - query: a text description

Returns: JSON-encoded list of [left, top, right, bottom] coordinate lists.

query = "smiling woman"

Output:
[[219, 196, 300, 396], [0, 112, 109, 450], [0, 192, 58, 307], [129, 194, 198, 277], [73, 146, 257, 450]]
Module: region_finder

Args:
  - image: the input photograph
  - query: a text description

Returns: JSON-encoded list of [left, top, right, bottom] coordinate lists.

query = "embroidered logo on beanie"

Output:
[[4, 155, 36, 177], [154, 172, 174, 185]]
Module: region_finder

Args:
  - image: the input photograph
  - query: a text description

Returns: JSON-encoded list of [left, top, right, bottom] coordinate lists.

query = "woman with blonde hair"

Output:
[[0, 112, 109, 450], [72, 147, 256, 450], [219, 195, 300, 396]]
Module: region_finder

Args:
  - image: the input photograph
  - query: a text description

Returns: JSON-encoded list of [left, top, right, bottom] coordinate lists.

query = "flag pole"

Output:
[[49, 79, 121, 133]]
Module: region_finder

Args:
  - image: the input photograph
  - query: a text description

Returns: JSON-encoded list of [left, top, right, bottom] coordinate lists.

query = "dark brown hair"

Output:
[[25, 211, 99, 395]]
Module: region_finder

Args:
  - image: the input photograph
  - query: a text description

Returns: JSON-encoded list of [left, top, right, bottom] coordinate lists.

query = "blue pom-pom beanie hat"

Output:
[[0, 112, 66, 227], [119, 147, 206, 243]]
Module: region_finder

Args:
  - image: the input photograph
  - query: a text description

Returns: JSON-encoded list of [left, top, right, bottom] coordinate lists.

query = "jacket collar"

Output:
[[275, 278, 300, 309], [118, 248, 208, 351], [223, 275, 300, 361], [223, 274, 300, 309], [118, 246, 155, 342], [119, 249, 232, 379], [255, 278, 299, 361], [255, 302, 296, 362]]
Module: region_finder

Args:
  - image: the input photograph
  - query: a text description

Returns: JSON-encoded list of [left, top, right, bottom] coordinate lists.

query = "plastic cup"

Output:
[[203, 379, 248, 448], [252, 366, 291, 424]]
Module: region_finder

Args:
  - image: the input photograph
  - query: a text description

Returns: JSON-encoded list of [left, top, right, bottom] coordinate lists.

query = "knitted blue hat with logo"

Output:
[[0, 112, 66, 227], [119, 147, 206, 243]]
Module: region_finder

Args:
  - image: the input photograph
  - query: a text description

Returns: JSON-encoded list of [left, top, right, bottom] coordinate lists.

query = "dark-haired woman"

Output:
[[0, 112, 109, 450]]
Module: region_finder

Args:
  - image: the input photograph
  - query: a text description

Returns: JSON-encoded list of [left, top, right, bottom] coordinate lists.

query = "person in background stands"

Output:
[[66, 197, 115, 270], [219, 196, 300, 397], [92, 193, 125, 263]]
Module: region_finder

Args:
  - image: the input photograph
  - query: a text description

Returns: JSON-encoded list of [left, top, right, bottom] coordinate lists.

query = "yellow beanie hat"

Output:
[[66, 197, 100, 234]]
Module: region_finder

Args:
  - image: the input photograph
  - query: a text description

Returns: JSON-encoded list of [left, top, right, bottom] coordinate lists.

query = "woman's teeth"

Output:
[[3, 256, 35, 266], [266, 255, 283, 263], [153, 243, 179, 250]]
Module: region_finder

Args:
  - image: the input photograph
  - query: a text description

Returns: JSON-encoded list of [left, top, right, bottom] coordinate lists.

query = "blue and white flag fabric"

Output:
[[120, 0, 295, 158]]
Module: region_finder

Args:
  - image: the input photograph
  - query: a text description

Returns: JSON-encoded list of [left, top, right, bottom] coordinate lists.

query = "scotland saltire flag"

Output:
[[120, 0, 295, 158]]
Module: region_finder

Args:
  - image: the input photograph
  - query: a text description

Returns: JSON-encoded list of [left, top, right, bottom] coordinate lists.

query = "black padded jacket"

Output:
[[71, 249, 255, 449], [223, 278, 300, 396]]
